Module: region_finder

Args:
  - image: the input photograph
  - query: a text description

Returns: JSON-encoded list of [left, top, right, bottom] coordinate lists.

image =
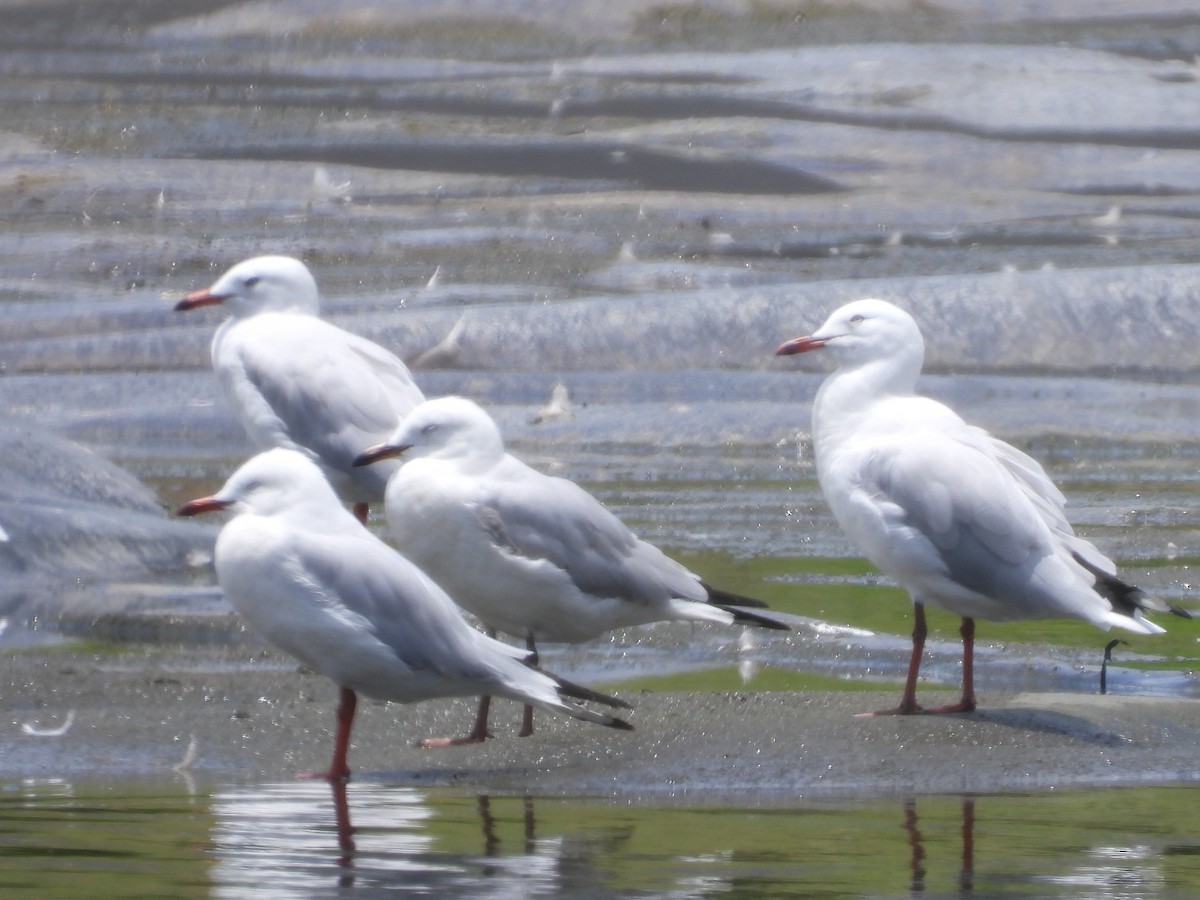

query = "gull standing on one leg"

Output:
[[177, 448, 632, 781]]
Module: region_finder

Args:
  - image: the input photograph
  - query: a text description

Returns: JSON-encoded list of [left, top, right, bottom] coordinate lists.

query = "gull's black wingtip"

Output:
[[553, 674, 633, 710], [722, 605, 791, 631], [702, 582, 769, 609]]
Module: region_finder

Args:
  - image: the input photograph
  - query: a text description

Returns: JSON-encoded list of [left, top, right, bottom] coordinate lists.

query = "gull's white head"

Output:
[[776, 298, 925, 377], [353, 396, 504, 470], [177, 448, 338, 520], [176, 255, 320, 318]]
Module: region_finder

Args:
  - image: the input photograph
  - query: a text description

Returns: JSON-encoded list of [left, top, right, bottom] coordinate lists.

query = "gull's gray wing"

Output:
[[219, 315, 424, 472], [860, 429, 1054, 600], [290, 526, 527, 679], [474, 459, 706, 605]]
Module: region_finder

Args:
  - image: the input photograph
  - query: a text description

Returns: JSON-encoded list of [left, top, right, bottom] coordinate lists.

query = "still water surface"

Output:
[[4, 778, 1200, 898]]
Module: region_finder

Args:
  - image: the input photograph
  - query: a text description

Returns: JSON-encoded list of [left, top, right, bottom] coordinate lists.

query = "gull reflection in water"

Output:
[[901, 794, 1173, 897], [207, 781, 640, 898], [904, 795, 976, 895], [207, 784, 1182, 897], [210, 782, 435, 894]]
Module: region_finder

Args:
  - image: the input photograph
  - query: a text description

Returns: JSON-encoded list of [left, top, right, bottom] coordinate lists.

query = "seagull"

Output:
[[311, 166, 352, 204], [776, 298, 1188, 715], [176, 255, 425, 524], [408, 313, 466, 369], [176, 448, 632, 781], [354, 396, 787, 746], [529, 381, 573, 424]]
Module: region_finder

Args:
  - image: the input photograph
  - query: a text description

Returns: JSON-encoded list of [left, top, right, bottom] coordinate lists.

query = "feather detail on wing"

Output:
[[473, 462, 708, 606], [866, 435, 1046, 583], [986, 434, 1190, 621], [987, 434, 1117, 575], [288, 529, 522, 681], [220, 316, 423, 469], [856, 423, 1183, 628]]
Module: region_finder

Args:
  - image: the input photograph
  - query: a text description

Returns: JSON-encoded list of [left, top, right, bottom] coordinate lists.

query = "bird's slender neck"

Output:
[[211, 317, 236, 357], [811, 354, 921, 458], [451, 442, 505, 476], [409, 433, 503, 477]]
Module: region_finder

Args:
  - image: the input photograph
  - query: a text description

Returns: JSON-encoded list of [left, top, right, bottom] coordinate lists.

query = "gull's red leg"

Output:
[[863, 602, 928, 716], [418, 695, 494, 748], [300, 687, 357, 781], [925, 618, 977, 714]]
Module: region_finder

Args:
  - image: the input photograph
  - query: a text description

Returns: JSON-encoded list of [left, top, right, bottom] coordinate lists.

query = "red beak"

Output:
[[352, 442, 407, 468], [174, 289, 226, 312], [775, 335, 829, 356], [176, 495, 231, 517]]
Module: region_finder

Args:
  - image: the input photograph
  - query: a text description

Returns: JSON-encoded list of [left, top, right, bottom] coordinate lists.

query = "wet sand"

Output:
[[4, 644, 1199, 800]]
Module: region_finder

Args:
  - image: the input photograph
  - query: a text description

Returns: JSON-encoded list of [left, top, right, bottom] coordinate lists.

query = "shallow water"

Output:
[[3, 778, 1200, 898]]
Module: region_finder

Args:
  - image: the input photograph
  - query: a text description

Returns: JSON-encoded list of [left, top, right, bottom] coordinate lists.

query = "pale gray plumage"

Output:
[[777, 298, 1183, 713], [353, 396, 781, 743], [177, 448, 630, 770], [364, 396, 778, 644], [795, 298, 1169, 634], [178, 256, 424, 508]]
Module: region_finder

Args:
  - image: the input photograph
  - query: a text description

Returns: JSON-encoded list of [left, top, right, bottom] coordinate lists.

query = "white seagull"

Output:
[[776, 298, 1188, 715], [176, 448, 632, 781], [354, 396, 787, 746], [176, 255, 425, 523]]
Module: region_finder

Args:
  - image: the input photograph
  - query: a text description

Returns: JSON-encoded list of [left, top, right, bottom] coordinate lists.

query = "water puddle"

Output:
[[3, 778, 1200, 897]]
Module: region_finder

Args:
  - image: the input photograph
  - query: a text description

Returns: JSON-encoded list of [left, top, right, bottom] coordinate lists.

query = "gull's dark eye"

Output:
[[243, 276, 261, 288], [420, 423, 439, 436], [849, 314, 865, 324]]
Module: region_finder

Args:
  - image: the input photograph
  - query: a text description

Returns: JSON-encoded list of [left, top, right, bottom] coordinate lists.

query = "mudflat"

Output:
[[4, 644, 1198, 800]]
